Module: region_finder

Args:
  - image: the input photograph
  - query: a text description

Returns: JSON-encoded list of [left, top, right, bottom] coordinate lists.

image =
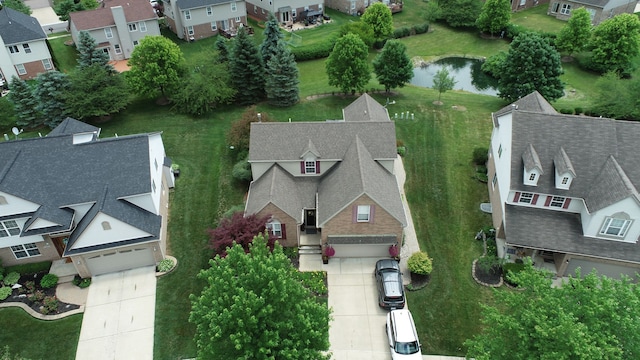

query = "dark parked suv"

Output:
[[375, 259, 405, 310]]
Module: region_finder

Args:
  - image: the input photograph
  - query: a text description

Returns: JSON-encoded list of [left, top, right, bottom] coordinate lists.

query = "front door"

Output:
[[282, 11, 290, 22], [305, 209, 317, 234], [51, 236, 71, 262]]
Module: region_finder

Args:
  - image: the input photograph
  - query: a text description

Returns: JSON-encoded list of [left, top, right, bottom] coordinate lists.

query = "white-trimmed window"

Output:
[[560, 3, 571, 15], [128, 23, 138, 31], [357, 205, 370, 222], [0, 220, 20, 237], [133, 40, 139, 47], [105, 27, 113, 38], [188, 26, 194, 35], [351, 1, 356, 10], [211, 22, 218, 31], [236, 16, 241, 22], [600, 217, 632, 238], [492, 174, 497, 189], [587, 8, 596, 20], [518, 192, 534, 204], [102, 221, 111, 230], [139, 21, 147, 32], [207, 6, 213, 15], [319, 3, 323, 10], [498, 144, 503, 158], [231, 1, 237, 11], [42, 59, 53, 70], [267, 220, 282, 237], [8, 45, 19, 54], [11, 243, 40, 259], [561, 177, 569, 185], [23, 44, 31, 54], [528, 173, 536, 181], [305, 160, 316, 174], [292, 9, 296, 18], [185, 10, 191, 20], [551, 2, 560, 12], [152, 180, 157, 192], [549, 196, 565, 207], [15, 64, 26, 75], [114, 44, 122, 54]]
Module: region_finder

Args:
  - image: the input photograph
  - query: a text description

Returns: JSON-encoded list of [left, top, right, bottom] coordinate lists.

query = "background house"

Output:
[[511, 0, 550, 12], [163, 0, 247, 40], [245, 0, 324, 24], [0, 7, 54, 83], [245, 94, 407, 258], [69, 0, 160, 61], [326, 0, 400, 16], [488, 91, 640, 279], [0, 118, 175, 278], [547, 0, 636, 25]]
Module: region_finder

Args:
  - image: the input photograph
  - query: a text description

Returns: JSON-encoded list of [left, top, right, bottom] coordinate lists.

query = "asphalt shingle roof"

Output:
[[70, 0, 157, 31], [0, 7, 46, 44], [342, 93, 391, 122], [176, 0, 233, 10]]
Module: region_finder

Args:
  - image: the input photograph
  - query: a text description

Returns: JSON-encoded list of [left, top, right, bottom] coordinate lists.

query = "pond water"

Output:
[[410, 57, 499, 96]]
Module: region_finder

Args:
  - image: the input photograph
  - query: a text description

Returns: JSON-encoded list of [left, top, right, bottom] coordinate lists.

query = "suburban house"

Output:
[[245, 94, 407, 258], [163, 0, 247, 40], [487, 91, 640, 279], [69, 0, 161, 61], [326, 0, 401, 16], [0, 118, 175, 278], [245, 0, 324, 24], [547, 0, 636, 25], [0, 7, 54, 83], [511, 0, 550, 13]]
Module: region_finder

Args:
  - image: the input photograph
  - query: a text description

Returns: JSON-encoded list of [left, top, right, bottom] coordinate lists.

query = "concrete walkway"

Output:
[[25, 0, 67, 34], [75, 266, 156, 360]]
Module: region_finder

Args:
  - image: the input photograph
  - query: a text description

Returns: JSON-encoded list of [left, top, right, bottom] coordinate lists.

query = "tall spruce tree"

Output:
[[260, 14, 283, 66], [76, 31, 113, 71], [8, 76, 41, 128], [372, 40, 414, 92], [215, 36, 230, 63], [34, 71, 71, 128], [265, 41, 299, 107], [229, 27, 265, 105]]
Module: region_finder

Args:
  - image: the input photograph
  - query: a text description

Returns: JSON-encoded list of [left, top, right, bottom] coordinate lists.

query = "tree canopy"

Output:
[[265, 41, 299, 107], [76, 31, 112, 71], [325, 33, 370, 94], [372, 40, 414, 92], [476, 0, 510, 36], [432, 67, 456, 102], [339, 21, 375, 48], [214, 36, 230, 63], [465, 263, 640, 360], [54, 0, 97, 21], [126, 36, 185, 99], [64, 64, 131, 120], [190, 234, 331, 360], [361, 3, 393, 39], [8, 77, 40, 129], [555, 8, 592, 56], [497, 32, 564, 102], [260, 14, 283, 66], [591, 72, 640, 120], [2, 0, 32, 15], [34, 71, 70, 129], [208, 211, 272, 256], [589, 13, 640, 74], [227, 106, 273, 157], [230, 27, 266, 105], [440, 0, 482, 28]]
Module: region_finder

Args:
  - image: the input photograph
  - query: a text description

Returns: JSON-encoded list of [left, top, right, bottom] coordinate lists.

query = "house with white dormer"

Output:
[[245, 94, 407, 258], [0, 118, 174, 278], [0, 7, 54, 84], [488, 91, 640, 279]]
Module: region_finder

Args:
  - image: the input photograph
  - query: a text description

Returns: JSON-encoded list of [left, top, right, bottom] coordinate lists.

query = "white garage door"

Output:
[[566, 258, 639, 279], [331, 244, 390, 258], [86, 247, 156, 276]]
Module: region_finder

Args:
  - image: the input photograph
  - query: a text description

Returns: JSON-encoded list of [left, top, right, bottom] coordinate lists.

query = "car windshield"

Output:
[[395, 341, 420, 355]]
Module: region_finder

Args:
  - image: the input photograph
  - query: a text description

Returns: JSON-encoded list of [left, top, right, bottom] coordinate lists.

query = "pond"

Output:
[[410, 57, 499, 96]]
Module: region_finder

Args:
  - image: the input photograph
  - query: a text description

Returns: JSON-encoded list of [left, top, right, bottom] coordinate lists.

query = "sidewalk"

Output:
[[394, 155, 421, 284]]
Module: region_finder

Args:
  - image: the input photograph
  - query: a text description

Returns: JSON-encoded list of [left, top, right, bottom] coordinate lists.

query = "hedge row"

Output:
[[291, 41, 335, 61], [393, 23, 430, 39]]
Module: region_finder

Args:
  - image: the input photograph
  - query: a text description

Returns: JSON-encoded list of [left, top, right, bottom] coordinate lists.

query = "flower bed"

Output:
[[0, 271, 80, 315]]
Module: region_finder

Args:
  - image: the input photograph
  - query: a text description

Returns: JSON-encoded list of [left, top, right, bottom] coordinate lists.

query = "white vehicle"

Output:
[[386, 310, 423, 359]]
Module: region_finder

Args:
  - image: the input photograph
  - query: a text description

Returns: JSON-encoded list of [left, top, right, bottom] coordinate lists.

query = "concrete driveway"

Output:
[[75, 266, 157, 360]]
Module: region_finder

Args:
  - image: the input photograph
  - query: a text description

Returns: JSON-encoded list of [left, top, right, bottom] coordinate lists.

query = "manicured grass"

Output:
[[511, 5, 566, 34], [392, 0, 431, 28], [48, 35, 77, 73], [0, 309, 82, 360]]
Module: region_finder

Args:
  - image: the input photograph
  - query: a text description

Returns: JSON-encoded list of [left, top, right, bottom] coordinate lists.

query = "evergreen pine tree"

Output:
[[34, 71, 71, 129], [259, 14, 283, 66], [76, 31, 113, 72], [8, 76, 41, 128], [214, 36, 230, 63], [266, 41, 299, 107], [229, 27, 265, 105]]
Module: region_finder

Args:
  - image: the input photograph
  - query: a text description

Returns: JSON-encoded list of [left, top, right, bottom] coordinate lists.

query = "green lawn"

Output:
[[48, 35, 77, 73], [511, 5, 566, 34]]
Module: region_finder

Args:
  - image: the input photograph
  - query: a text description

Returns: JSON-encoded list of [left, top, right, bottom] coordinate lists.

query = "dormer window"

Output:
[[522, 144, 542, 186], [554, 147, 576, 189], [300, 158, 320, 175], [562, 177, 569, 185], [528, 173, 536, 182]]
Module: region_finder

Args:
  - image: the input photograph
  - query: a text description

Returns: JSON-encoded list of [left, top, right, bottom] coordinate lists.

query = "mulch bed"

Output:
[[1, 271, 80, 315], [472, 261, 503, 287], [407, 272, 430, 291]]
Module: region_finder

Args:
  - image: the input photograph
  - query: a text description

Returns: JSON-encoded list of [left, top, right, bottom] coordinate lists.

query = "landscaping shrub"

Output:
[[0, 286, 11, 300], [40, 274, 59, 289], [3, 272, 19, 286], [413, 23, 429, 34], [373, 38, 388, 49], [408, 251, 433, 275], [283, 246, 299, 259], [25, 280, 36, 292], [393, 27, 411, 39], [5, 261, 51, 275], [232, 158, 252, 182], [396, 139, 405, 147], [503, 262, 526, 286], [28, 290, 45, 302], [397, 146, 406, 157], [574, 107, 583, 115], [472, 147, 488, 165], [476, 255, 503, 274], [486, 237, 497, 257], [291, 41, 335, 61], [42, 296, 59, 314], [559, 108, 574, 114], [157, 258, 175, 273], [72, 276, 92, 288], [505, 23, 527, 40]]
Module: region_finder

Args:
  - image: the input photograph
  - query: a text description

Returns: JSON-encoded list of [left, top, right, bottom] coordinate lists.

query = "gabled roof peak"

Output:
[[522, 143, 543, 173], [585, 156, 639, 211], [300, 138, 320, 159], [554, 147, 576, 177]]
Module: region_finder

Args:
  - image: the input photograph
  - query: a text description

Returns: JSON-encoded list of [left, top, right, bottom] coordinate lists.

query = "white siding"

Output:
[[0, 191, 40, 217], [69, 212, 153, 250], [0, 217, 45, 248], [582, 197, 640, 242], [491, 112, 513, 219], [148, 133, 166, 214]]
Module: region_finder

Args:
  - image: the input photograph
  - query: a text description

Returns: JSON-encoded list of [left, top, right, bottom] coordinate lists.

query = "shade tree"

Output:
[[475, 0, 510, 37], [208, 212, 272, 256], [33, 71, 71, 129], [325, 33, 370, 94], [372, 40, 414, 93], [555, 8, 592, 57], [361, 3, 393, 40], [588, 13, 640, 74]]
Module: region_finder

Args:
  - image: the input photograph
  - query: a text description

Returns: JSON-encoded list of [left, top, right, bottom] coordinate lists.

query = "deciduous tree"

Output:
[[54, 0, 97, 21], [555, 8, 592, 57], [361, 3, 393, 40], [2, 0, 32, 15], [226, 106, 273, 157], [591, 72, 640, 120], [372, 40, 414, 93], [497, 32, 564, 102], [339, 21, 375, 47], [265, 41, 299, 107], [126, 36, 185, 100], [325, 33, 370, 94], [8, 77, 41, 128], [465, 263, 640, 360], [229, 27, 265, 105], [64, 64, 131, 120], [589, 13, 640, 74], [34, 71, 70, 129], [440, 0, 482, 28], [190, 234, 331, 360], [475, 0, 510, 36], [76, 31, 112, 71], [432, 67, 456, 102], [208, 212, 272, 256]]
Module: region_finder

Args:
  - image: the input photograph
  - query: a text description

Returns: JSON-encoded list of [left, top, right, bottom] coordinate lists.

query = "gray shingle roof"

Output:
[[505, 204, 640, 263], [522, 143, 543, 173], [176, 0, 234, 10], [48, 117, 100, 137], [568, 0, 609, 9], [494, 91, 558, 119], [584, 156, 639, 212], [0, 118, 162, 254], [317, 136, 406, 226], [342, 93, 391, 122], [509, 111, 640, 209], [0, 7, 46, 45], [554, 147, 576, 177]]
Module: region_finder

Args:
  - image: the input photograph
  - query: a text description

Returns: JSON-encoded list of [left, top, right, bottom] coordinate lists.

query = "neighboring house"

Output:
[[163, 0, 247, 40], [69, 0, 161, 61], [488, 91, 640, 279], [0, 118, 175, 278], [326, 0, 400, 16], [547, 0, 636, 25], [245, 0, 324, 23], [245, 94, 407, 258], [0, 7, 54, 83], [511, 0, 550, 12]]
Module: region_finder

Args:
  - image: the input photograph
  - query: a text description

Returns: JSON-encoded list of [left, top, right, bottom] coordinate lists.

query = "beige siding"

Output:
[[256, 203, 298, 248], [0, 240, 59, 267]]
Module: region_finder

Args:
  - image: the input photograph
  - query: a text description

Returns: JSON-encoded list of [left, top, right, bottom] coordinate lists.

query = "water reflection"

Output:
[[410, 57, 499, 96]]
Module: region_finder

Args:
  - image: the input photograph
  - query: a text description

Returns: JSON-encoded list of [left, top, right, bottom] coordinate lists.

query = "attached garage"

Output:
[[565, 258, 640, 279], [328, 234, 397, 258], [84, 246, 156, 276]]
